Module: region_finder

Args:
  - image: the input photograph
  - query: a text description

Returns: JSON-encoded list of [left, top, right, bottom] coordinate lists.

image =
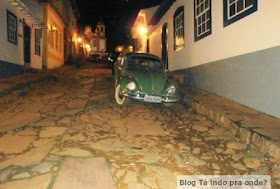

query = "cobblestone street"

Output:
[[0, 63, 278, 188]]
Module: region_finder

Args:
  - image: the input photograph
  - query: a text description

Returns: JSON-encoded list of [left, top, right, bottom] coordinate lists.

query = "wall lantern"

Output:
[[51, 25, 57, 32], [48, 24, 57, 34], [138, 26, 147, 35]]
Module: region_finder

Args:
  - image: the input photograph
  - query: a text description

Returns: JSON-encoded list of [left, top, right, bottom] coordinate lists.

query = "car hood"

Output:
[[126, 68, 167, 95]]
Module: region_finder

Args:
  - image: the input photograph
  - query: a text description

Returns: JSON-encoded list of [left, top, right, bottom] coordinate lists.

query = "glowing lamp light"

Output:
[[51, 25, 56, 32], [117, 47, 123, 52], [138, 27, 147, 35], [128, 45, 133, 52], [85, 44, 90, 49], [77, 37, 82, 43]]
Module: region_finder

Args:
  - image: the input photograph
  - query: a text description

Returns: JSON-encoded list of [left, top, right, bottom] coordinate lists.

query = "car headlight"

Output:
[[167, 85, 176, 95], [127, 81, 136, 91]]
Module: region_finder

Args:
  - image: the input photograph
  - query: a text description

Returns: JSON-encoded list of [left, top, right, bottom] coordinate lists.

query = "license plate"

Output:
[[144, 95, 161, 103]]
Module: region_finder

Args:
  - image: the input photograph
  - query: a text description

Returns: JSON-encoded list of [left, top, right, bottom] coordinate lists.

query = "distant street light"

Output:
[[117, 46, 123, 52], [77, 37, 82, 43]]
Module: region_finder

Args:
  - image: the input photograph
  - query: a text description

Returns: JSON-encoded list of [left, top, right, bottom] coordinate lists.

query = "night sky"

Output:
[[76, 0, 163, 52]]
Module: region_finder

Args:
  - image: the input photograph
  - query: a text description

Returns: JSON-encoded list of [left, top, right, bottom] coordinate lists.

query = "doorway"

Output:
[[23, 25, 31, 65], [161, 23, 168, 70]]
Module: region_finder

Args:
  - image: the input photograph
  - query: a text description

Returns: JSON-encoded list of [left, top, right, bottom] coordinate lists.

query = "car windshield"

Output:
[[127, 56, 164, 71]]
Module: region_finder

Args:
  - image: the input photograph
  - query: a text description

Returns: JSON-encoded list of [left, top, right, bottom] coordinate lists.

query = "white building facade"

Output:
[[84, 21, 107, 57], [0, 0, 44, 78], [133, 0, 280, 118]]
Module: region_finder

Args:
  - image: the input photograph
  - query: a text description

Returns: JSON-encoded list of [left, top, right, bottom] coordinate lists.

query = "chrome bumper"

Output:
[[123, 93, 179, 103]]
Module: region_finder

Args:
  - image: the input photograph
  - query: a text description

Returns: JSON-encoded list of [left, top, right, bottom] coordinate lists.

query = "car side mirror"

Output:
[[165, 69, 170, 73]]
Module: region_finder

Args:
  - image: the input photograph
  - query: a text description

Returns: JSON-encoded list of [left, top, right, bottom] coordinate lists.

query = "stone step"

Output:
[[52, 157, 116, 189]]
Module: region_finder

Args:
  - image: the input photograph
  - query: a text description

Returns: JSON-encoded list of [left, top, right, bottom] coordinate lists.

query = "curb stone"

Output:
[[180, 90, 280, 160]]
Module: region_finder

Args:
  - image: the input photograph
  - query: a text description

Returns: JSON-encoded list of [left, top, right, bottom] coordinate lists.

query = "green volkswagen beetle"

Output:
[[113, 52, 179, 107]]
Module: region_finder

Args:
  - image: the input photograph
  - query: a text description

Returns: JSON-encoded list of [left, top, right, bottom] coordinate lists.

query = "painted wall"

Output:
[[0, 0, 42, 70], [147, 0, 280, 71], [45, 5, 64, 69], [132, 6, 159, 53], [52, 0, 79, 60], [142, 0, 280, 118], [180, 46, 280, 118]]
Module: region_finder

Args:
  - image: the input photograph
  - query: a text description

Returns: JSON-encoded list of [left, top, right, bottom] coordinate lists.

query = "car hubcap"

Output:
[[115, 85, 125, 105]]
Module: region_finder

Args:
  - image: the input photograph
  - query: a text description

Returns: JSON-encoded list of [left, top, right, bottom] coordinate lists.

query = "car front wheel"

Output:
[[163, 102, 177, 110], [115, 84, 131, 106]]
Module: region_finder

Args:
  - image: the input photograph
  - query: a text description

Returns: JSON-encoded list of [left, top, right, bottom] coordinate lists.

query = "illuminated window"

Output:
[[224, 0, 257, 27], [7, 10, 17, 45], [35, 29, 41, 55], [173, 6, 184, 51], [194, 0, 212, 41]]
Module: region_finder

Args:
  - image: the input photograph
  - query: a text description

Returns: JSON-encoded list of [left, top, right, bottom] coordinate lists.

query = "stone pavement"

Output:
[[0, 63, 279, 188], [0, 65, 74, 97], [180, 88, 280, 160]]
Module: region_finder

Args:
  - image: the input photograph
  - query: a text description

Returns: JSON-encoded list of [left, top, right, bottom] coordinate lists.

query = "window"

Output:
[[35, 29, 41, 55], [93, 40, 97, 47], [194, 0, 212, 41], [55, 31, 58, 50], [50, 30, 54, 48], [7, 10, 17, 45], [224, 0, 257, 27], [59, 33, 62, 53], [173, 6, 184, 51]]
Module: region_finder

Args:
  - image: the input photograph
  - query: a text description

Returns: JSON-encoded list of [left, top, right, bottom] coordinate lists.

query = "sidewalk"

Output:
[[0, 66, 74, 97], [180, 87, 280, 159]]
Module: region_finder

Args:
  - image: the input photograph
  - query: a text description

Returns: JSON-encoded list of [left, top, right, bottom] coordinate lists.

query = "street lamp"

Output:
[[77, 37, 82, 43]]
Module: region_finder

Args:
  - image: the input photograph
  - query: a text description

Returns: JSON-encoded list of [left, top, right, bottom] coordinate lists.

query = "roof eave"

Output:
[[148, 0, 176, 25]]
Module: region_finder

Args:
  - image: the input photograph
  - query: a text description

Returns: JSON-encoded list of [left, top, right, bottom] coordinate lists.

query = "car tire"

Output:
[[115, 84, 131, 106], [163, 102, 177, 110]]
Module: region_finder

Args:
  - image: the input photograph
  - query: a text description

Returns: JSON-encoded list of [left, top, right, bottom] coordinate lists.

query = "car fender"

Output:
[[119, 76, 134, 92], [163, 81, 180, 96]]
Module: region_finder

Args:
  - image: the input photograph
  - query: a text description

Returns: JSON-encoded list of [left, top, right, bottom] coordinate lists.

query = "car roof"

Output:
[[125, 52, 162, 60]]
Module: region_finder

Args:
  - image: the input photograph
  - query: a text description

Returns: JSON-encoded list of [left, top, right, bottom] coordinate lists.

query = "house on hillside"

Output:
[[132, 0, 280, 119]]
